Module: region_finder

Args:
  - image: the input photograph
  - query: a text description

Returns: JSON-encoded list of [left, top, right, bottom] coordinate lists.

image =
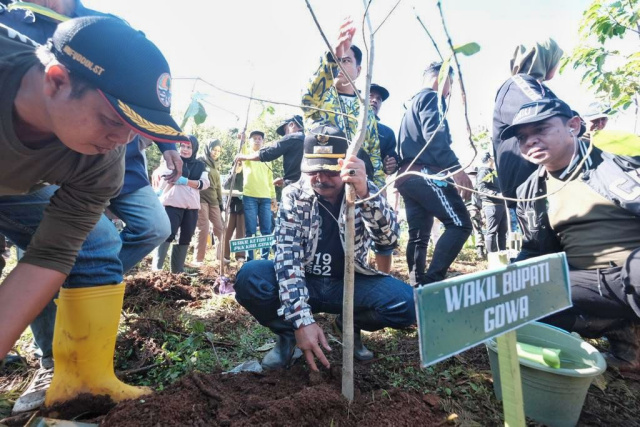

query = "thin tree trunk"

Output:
[[220, 86, 254, 277]]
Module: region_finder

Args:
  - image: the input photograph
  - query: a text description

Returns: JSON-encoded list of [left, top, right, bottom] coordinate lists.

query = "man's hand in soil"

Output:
[[295, 323, 331, 371], [452, 169, 473, 201], [162, 150, 184, 183]]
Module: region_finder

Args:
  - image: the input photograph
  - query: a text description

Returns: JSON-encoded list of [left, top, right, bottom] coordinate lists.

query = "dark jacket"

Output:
[[258, 131, 304, 184], [377, 119, 398, 166], [398, 88, 459, 170], [476, 166, 502, 205], [516, 140, 640, 260], [492, 74, 558, 203]]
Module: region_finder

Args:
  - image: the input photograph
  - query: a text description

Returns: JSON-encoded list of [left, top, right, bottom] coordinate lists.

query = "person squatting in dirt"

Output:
[[0, 15, 187, 411], [152, 135, 210, 274], [234, 126, 416, 371], [395, 61, 473, 286], [1, 0, 185, 414], [506, 98, 640, 372]]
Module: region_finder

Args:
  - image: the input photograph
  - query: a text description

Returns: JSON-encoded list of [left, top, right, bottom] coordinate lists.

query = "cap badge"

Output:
[[316, 134, 330, 145], [313, 146, 334, 154], [157, 73, 172, 108]]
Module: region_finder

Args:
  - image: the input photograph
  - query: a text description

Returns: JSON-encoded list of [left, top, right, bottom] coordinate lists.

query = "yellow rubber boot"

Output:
[[45, 283, 151, 407]]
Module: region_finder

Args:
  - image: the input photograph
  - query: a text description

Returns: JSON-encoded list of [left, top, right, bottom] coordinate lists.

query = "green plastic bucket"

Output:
[[486, 322, 606, 427]]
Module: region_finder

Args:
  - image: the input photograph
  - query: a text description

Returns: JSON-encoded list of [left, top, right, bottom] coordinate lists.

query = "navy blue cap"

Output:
[[501, 98, 574, 141], [370, 83, 389, 101], [276, 115, 303, 136], [249, 130, 265, 139], [301, 126, 347, 173], [50, 16, 187, 142]]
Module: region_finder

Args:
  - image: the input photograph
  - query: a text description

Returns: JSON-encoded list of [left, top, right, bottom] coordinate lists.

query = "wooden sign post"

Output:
[[414, 252, 572, 426]]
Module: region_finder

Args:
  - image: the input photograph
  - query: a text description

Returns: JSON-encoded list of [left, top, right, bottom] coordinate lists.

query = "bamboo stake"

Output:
[[219, 85, 254, 277], [340, 0, 375, 402]]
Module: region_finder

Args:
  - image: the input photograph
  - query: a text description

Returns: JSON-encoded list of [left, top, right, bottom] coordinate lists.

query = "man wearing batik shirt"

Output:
[[235, 126, 415, 371]]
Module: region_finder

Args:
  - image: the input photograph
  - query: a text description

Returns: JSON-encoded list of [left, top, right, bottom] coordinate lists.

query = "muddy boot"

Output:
[[152, 241, 170, 271], [333, 316, 374, 361], [45, 284, 151, 407], [261, 319, 302, 370], [603, 323, 640, 372], [170, 244, 189, 273]]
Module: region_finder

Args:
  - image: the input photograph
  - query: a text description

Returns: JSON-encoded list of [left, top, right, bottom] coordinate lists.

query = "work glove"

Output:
[[175, 176, 188, 186]]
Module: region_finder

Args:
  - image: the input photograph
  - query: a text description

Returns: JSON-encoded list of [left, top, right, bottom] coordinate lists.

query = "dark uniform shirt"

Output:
[[377, 119, 398, 163], [258, 131, 304, 184], [305, 195, 344, 277], [398, 88, 460, 170]]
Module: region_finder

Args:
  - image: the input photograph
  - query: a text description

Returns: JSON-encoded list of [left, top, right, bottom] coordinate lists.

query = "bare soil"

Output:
[[3, 256, 640, 426]]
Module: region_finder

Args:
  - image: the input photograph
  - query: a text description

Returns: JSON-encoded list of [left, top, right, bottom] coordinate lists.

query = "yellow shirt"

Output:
[[242, 144, 275, 199]]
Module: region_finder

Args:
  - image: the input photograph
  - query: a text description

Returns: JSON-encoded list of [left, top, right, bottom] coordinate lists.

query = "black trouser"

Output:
[[482, 202, 508, 252], [542, 248, 640, 331], [467, 205, 484, 248], [165, 206, 199, 245], [398, 176, 472, 285]]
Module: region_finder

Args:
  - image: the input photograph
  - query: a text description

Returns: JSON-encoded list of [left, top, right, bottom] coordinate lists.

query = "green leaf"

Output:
[[193, 102, 207, 125], [452, 42, 481, 56]]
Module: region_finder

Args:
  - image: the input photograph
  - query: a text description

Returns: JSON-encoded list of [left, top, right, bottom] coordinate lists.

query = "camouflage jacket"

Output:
[[301, 53, 385, 188], [275, 179, 398, 328]]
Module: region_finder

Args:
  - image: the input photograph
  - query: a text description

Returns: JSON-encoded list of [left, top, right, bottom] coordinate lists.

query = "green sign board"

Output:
[[229, 235, 275, 252], [415, 252, 571, 367]]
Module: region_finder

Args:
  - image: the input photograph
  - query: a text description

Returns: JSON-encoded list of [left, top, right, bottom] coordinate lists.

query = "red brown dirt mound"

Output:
[[102, 365, 447, 427], [123, 271, 212, 310]]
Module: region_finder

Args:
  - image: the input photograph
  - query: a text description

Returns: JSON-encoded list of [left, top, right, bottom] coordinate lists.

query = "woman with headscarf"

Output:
[[492, 38, 563, 206], [152, 135, 210, 273], [193, 139, 224, 265]]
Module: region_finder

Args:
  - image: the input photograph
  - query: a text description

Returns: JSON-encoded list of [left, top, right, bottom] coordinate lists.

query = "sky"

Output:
[[83, 0, 635, 161]]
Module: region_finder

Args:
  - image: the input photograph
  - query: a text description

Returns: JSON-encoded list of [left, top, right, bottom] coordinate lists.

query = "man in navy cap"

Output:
[[235, 126, 415, 372], [369, 83, 398, 176], [0, 15, 187, 408], [508, 98, 640, 371], [2, 1, 184, 413], [235, 115, 304, 187]]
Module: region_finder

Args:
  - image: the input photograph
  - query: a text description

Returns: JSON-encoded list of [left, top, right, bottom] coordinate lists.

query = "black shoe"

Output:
[[571, 315, 626, 339], [603, 323, 640, 372], [333, 316, 374, 361], [261, 319, 302, 370]]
